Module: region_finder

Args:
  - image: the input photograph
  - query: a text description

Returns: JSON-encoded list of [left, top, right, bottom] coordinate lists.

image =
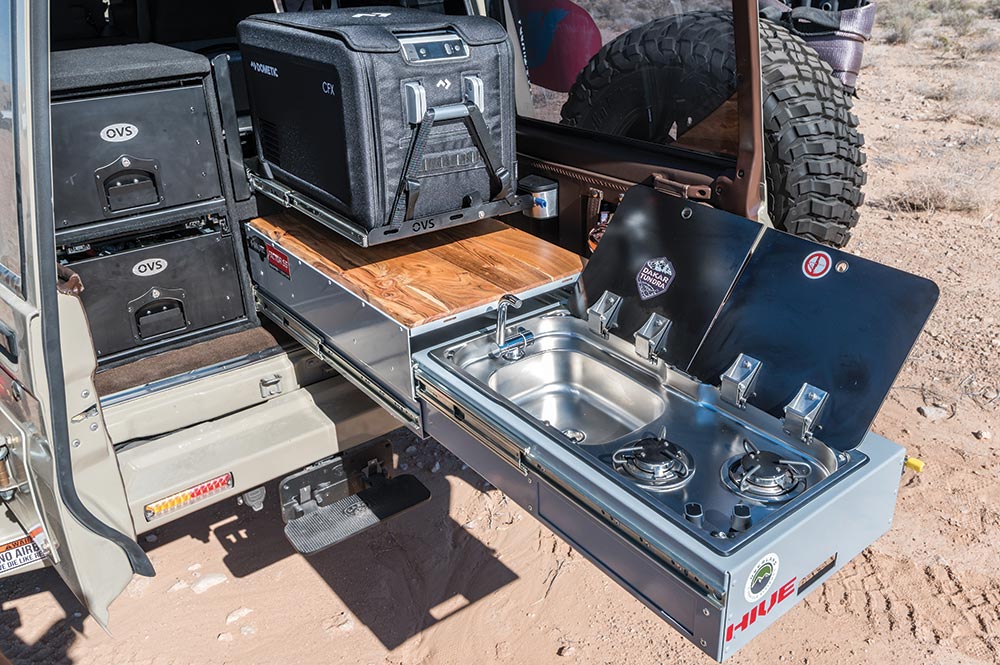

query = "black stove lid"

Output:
[[688, 228, 939, 451], [572, 185, 762, 370], [575, 184, 938, 451]]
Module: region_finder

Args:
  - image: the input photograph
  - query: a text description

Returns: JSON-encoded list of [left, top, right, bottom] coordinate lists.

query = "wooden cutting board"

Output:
[[248, 212, 584, 329]]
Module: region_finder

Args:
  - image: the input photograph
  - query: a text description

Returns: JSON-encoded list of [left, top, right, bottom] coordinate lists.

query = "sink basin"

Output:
[[441, 314, 666, 445]]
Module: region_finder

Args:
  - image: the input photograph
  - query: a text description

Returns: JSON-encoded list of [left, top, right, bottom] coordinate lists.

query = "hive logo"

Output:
[[726, 576, 796, 643]]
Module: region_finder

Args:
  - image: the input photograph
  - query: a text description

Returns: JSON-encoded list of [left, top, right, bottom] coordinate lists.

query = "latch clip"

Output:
[[719, 354, 762, 409], [634, 313, 672, 362], [586, 290, 623, 338], [783, 383, 829, 442]]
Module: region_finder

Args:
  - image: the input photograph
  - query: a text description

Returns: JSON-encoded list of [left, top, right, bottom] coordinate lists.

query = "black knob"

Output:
[[730, 504, 752, 532], [684, 502, 704, 528]]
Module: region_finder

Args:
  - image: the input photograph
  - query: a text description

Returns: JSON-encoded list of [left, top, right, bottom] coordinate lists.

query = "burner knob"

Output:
[[684, 502, 704, 528], [730, 504, 752, 532]]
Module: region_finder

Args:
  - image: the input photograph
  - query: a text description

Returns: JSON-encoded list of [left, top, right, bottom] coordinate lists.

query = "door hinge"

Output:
[[652, 174, 713, 201], [0, 440, 17, 500]]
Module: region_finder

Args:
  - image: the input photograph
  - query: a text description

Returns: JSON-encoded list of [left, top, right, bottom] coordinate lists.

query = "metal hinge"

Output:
[[0, 439, 17, 500], [652, 174, 713, 201]]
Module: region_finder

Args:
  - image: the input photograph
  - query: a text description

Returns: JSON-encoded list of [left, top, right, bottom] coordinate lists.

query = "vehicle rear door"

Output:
[[491, 0, 763, 254], [0, 0, 152, 626]]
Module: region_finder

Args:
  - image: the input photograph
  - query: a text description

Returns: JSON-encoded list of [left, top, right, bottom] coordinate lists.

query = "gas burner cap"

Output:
[[724, 440, 812, 503], [613, 430, 694, 492]]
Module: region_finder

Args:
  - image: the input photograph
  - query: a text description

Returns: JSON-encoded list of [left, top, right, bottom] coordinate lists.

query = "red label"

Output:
[[725, 577, 796, 642], [802, 251, 832, 280], [266, 245, 291, 278]]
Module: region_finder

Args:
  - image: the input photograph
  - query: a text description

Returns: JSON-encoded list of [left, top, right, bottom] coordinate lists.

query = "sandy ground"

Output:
[[4, 12, 1000, 665]]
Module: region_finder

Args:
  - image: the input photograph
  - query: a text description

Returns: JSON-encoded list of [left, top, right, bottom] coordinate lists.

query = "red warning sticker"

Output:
[[0, 532, 45, 574], [266, 245, 291, 279], [802, 251, 832, 280]]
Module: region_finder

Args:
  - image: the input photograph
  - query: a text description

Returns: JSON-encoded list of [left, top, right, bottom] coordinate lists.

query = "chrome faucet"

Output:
[[491, 294, 534, 361]]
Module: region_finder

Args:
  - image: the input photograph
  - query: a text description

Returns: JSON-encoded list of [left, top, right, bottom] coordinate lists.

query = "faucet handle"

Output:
[[498, 293, 522, 310]]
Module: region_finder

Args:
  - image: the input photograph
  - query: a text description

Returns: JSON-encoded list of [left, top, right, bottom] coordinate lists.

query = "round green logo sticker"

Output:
[[745, 552, 780, 603]]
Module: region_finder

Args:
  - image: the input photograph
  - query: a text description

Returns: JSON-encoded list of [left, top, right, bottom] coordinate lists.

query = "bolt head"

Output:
[[89, 423, 99, 432]]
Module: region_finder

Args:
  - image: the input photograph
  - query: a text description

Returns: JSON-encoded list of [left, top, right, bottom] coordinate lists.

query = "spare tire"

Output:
[[560, 12, 866, 247]]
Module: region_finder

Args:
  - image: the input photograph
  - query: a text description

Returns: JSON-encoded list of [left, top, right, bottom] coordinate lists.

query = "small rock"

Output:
[[187, 563, 202, 572], [399, 463, 409, 470], [226, 607, 254, 624], [973, 430, 993, 440], [431, 461, 441, 473], [405, 445, 418, 455], [143, 534, 158, 543], [917, 405, 949, 422], [240, 625, 257, 636], [557, 645, 577, 657], [191, 573, 227, 594], [217, 632, 233, 643], [167, 580, 189, 593]]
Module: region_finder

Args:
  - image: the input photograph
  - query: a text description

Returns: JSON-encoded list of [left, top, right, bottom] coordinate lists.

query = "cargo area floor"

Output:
[[94, 325, 290, 397]]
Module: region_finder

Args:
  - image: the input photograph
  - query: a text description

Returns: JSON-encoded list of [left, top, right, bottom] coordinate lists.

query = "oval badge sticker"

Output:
[[132, 258, 168, 277], [802, 250, 832, 280], [100, 122, 139, 143]]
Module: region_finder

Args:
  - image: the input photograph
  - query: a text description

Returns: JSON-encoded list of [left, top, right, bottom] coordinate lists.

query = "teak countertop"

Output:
[[249, 212, 584, 329]]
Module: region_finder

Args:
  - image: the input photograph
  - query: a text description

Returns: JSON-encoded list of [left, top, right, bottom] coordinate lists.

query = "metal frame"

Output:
[[248, 170, 531, 248]]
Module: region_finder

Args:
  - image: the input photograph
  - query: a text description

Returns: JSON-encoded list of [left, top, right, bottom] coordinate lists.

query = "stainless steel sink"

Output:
[[440, 313, 666, 445]]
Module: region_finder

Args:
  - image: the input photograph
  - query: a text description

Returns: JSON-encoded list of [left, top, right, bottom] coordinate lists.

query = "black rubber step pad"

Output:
[[284, 474, 431, 555]]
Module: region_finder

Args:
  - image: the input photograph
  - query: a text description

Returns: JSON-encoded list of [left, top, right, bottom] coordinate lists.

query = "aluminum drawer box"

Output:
[[245, 214, 582, 428]]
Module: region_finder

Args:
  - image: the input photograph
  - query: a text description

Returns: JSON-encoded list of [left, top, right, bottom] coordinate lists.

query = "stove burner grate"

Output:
[[724, 439, 811, 503], [613, 428, 694, 492]]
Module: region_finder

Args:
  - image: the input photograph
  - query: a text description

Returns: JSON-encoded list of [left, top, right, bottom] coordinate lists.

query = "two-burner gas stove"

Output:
[[600, 426, 850, 553]]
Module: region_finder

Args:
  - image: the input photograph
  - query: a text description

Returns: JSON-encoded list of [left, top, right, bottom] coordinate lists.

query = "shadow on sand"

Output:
[[0, 439, 517, 659]]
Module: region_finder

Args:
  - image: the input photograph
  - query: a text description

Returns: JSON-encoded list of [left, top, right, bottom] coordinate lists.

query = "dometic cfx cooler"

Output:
[[239, 8, 522, 246]]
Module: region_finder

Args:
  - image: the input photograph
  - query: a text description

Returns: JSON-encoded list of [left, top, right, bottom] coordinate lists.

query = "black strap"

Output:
[[759, 3, 843, 35], [387, 101, 512, 229]]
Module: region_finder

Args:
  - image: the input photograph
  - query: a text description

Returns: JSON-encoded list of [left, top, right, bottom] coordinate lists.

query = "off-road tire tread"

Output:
[[561, 12, 738, 143], [760, 20, 866, 246], [559, 13, 867, 248]]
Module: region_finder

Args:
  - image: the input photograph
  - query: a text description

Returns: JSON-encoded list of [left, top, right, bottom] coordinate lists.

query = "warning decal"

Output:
[[802, 250, 832, 280], [0, 533, 45, 574], [266, 244, 291, 279]]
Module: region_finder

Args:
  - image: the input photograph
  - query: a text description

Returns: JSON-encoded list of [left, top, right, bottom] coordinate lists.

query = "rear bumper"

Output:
[[116, 376, 397, 534]]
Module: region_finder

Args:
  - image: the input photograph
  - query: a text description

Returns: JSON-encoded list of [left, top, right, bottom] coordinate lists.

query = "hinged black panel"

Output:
[[571, 185, 762, 370], [688, 229, 939, 450]]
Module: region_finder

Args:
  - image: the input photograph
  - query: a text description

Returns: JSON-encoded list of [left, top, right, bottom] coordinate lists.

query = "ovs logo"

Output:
[[100, 123, 138, 143], [132, 258, 168, 277]]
